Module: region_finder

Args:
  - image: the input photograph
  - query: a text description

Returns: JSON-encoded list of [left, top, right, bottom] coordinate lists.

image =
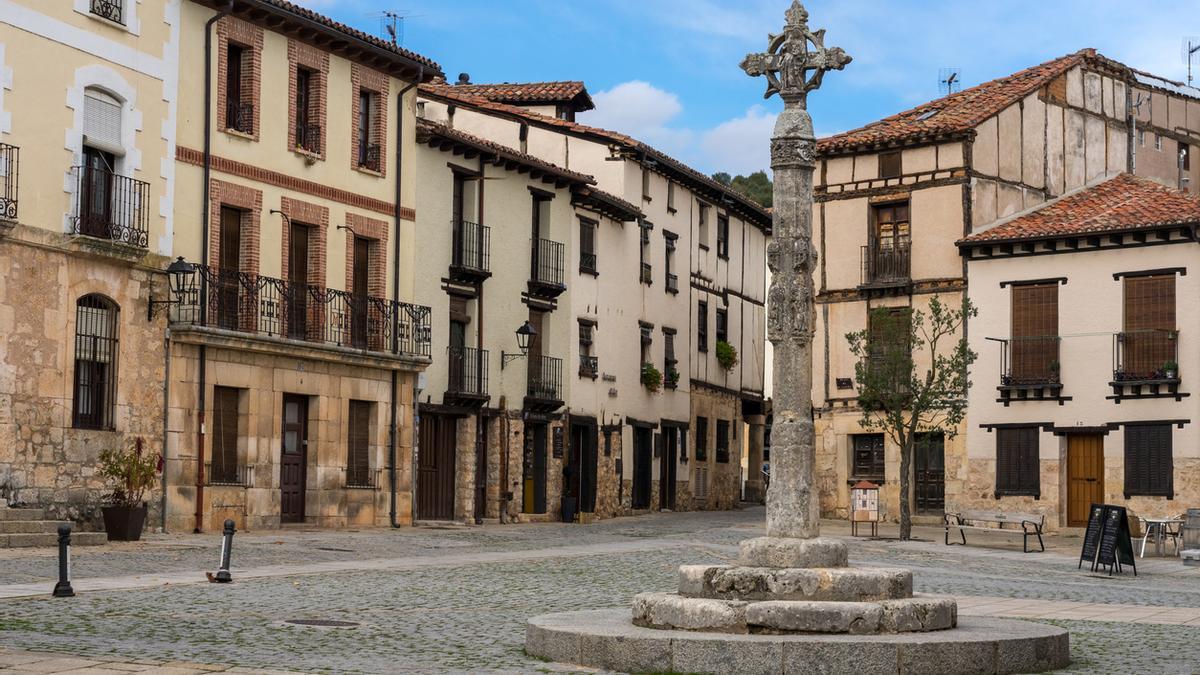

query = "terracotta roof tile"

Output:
[[448, 81, 594, 110], [818, 50, 1093, 155], [416, 119, 596, 185], [959, 174, 1200, 244]]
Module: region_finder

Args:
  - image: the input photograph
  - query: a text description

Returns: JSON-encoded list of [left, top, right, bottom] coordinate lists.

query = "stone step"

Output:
[[0, 532, 108, 548], [0, 520, 72, 534], [0, 508, 47, 521]]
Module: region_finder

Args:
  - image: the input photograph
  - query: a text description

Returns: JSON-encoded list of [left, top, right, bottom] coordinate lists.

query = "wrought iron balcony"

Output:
[[1111, 329, 1181, 401], [446, 346, 489, 401], [295, 122, 321, 154], [991, 336, 1064, 404], [204, 462, 254, 488], [0, 143, 17, 221], [70, 165, 149, 248], [579, 354, 598, 379], [526, 354, 563, 408], [450, 220, 491, 281], [358, 144, 381, 172], [666, 272, 679, 293], [226, 102, 254, 134], [90, 0, 124, 24], [173, 265, 431, 359], [860, 241, 911, 287], [345, 467, 381, 490], [529, 237, 565, 296]]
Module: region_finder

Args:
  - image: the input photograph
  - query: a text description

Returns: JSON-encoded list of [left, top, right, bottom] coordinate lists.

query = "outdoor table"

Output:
[[1140, 517, 1184, 557]]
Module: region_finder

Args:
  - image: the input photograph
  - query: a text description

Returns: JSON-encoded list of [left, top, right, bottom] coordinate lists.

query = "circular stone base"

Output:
[[526, 609, 1069, 675]]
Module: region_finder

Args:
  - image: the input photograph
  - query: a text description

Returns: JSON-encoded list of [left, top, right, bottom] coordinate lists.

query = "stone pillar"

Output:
[[743, 414, 766, 503]]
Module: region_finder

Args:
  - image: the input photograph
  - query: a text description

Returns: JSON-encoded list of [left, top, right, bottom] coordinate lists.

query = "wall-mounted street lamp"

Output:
[[501, 320, 537, 369], [147, 256, 196, 321]]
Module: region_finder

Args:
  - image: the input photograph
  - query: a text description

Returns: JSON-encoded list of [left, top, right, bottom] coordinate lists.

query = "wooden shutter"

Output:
[[996, 427, 1039, 497], [1125, 424, 1173, 497], [1011, 284, 1058, 381], [1124, 276, 1176, 332], [348, 400, 371, 486], [212, 387, 240, 482]]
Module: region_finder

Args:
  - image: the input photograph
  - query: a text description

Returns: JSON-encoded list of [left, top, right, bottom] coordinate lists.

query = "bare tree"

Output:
[[846, 296, 976, 540]]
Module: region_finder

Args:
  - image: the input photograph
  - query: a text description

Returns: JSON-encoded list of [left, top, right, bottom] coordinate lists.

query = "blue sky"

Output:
[[299, 0, 1199, 175]]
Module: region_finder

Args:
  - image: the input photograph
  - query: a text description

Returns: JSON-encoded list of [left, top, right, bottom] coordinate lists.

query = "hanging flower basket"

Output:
[[716, 340, 739, 371]]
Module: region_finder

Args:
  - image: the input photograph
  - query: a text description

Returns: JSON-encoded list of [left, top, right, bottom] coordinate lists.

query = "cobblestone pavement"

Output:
[[1, 507, 1198, 673]]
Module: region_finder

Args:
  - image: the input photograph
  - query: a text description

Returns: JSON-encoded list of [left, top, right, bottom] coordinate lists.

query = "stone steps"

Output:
[[0, 520, 72, 534], [0, 531, 108, 548], [0, 508, 47, 521], [0, 509, 108, 548]]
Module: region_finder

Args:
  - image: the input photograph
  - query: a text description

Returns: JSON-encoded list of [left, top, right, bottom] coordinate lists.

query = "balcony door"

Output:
[[217, 206, 243, 330], [287, 222, 309, 340], [1122, 275, 1176, 379], [1011, 283, 1058, 384], [80, 146, 115, 239], [869, 201, 910, 283], [351, 236, 370, 348], [447, 319, 467, 392]]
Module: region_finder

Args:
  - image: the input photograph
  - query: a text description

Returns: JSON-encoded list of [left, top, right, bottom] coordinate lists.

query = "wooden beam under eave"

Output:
[[464, 149, 479, 160]]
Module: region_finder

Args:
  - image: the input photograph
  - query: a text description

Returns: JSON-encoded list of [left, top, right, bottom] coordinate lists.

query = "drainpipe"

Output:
[[390, 66, 424, 528], [160, 327, 171, 533], [195, 0, 235, 534]]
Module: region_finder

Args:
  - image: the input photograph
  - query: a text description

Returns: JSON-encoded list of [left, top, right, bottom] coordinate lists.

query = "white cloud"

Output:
[[700, 105, 775, 176], [584, 81, 694, 151]]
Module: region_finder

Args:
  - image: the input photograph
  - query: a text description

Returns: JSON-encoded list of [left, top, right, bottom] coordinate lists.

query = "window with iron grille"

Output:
[[995, 427, 1040, 497], [1010, 283, 1059, 384], [663, 328, 677, 388], [695, 416, 708, 462], [89, 0, 125, 25], [639, 322, 653, 365], [716, 308, 728, 344], [294, 67, 320, 154], [579, 320, 597, 378], [697, 300, 709, 352], [664, 232, 677, 293], [639, 221, 652, 284], [852, 433, 885, 481], [224, 43, 254, 134], [1125, 424, 1173, 498], [716, 420, 730, 463], [716, 214, 729, 258], [347, 400, 373, 487], [357, 89, 381, 171], [73, 295, 119, 430], [210, 387, 242, 485], [579, 217, 597, 274], [1121, 274, 1176, 380]]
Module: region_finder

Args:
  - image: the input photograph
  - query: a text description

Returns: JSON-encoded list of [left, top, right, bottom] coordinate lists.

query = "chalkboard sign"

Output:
[[1079, 503, 1137, 576], [1078, 503, 1105, 568]]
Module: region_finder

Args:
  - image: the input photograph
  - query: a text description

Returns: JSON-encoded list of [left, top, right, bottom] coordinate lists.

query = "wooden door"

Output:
[[632, 427, 652, 509], [1067, 434, 1104, 527], [280, 394, 308, 523], [351, 236, 370, 348], [522, 423, 547, 514], [288, 222, 309, 339], [80, 147, 115, 238], [217, 206, 242, 330], [914, 432, 945, 513], [473, 416, 487, 522], [660, 427, 677, 510], [417, 413, 456, 521]]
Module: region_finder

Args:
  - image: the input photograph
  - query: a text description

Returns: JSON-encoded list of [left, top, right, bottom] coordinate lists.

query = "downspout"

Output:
[[195, 1, 234, 534], [160, 327, 170, 532], [390, 66, 424, 528]]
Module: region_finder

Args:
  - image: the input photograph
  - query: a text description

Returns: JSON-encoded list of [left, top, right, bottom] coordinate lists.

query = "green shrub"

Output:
[[98, 438, 160, 508], [716, 340, 739, 371], [641, 363, 662, 392]]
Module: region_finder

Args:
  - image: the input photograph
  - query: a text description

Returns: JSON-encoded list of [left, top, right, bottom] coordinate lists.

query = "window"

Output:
[[872, 201, 910, 250], [716, 213, 730, 259], [695, 416, 708, 462], [579, 320, 597, 378], [346, 400, 373, 487], [579, 217, 597, 274], [1183, 145, 1192, 172], [698, 203, 710, 247], [1125, 424, 1173, 498], [224, 43, 252, 134], [697, 300, 709, 352], [667, 180, 676, 212], [852, 434, 885, 480], [716, 420, 730, 463], [357, 89, 380, 171], [73, 295, 119, 430], [1138, 129, 1146, 147], [210, 387, 241, 484], [294, 67, 319, 153], [639, 221, 652, 284], [879, 151, 902, 178], [642, 167, 651, 201], [664, 232, 678, 293], [716, 308, 728, 344], [663, 328, 677, 388], [1121, 274, 1176, 380], [867, 308, 912, 392], [89, 0, 125, 25], [1155, 134, 1163, 151], [995, 427, 1040, 497], [1010, 283, 1059, 384], [639, 322, 653, 366]]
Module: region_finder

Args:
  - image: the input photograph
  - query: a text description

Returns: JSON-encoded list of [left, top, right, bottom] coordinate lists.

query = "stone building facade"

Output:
[[0, 0, 179, 525], [808, 48, 1200, 528]]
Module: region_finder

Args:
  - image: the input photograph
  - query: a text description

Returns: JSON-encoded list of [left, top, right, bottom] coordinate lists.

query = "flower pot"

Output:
[[102, 504, 148, 541]]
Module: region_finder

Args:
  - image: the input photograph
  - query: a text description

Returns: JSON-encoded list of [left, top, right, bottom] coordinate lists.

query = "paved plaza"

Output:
[[0, 507, 1198, 673]]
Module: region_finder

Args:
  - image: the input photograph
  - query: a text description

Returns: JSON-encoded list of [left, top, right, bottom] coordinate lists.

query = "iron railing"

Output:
[[205, 462, 254, 487], [530, 237, 565, 288], [1114, 329, 1179, 382], [70, 165, 149, 248], [527, 354, 563, 402], [358, 144, 381, 172], [860, 241, 911, 286], [345, 467, 381, 490], [295, 122, 321, 154], [226, 102, 254, 134], [451, 220, 490, 275], [90, 0, 124, 24], [0, 143, 17, 221], [996, 336, 1062, 386], [579, 354, 598, 378], [666, 272, 679, 293], [447, 346, 488, 397], [580, 251, 597, 274], [174, 265, 431, 358], [640, 262, 652, 284]]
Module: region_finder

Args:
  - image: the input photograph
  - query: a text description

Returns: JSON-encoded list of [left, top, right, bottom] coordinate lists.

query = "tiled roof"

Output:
[[959, 174, 1200, 244], [449, 81, 594, 110], [818, 50, 1093, 155], [225, 0, 441, 76], [419, 85, 771, 226], [416, 119, 596, 185]]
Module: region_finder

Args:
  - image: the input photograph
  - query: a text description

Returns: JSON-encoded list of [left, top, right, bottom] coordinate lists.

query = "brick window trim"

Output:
[[287, 39, 330, 160], [209, 179, 262, 276], [216, 17, 263, 141], [350, 63, 390, 177], [344, 213, 389, 298], [279, 196, 329, 287]]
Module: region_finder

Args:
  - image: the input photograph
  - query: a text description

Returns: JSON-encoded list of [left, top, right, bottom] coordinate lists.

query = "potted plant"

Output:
[[715, 340, 739, 371], [665, 367, 680, 389], [641, 363, 662, 392], [1048, 360, 1061, 384], [98, 437, 160, 541], [1163, 360, 1179, 380]]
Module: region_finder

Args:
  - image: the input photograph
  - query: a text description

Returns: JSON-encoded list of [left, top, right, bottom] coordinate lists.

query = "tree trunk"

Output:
[[898, 437, 913, 540]]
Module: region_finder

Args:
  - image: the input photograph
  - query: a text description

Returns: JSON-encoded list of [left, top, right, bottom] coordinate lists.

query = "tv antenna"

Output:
[[938, 68, 961, 96], [368, 10, 420, 46], [1185, 37, 1200, 86]]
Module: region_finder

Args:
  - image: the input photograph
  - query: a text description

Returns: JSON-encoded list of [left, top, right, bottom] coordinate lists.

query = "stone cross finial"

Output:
[[740, 0, 851, 106]]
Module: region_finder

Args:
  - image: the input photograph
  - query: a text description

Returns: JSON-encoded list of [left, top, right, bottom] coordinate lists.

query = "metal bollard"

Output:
[[214, 519, 235, 583], [52, 524, 75, 598]]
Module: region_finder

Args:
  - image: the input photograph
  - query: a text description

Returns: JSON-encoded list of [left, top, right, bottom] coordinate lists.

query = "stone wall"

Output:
[[690, 384, 744, 512], [0, 229, 168, 528]]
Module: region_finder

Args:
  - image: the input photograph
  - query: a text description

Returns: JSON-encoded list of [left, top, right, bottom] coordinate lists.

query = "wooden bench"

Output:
[[944, 510, 1045, 552]]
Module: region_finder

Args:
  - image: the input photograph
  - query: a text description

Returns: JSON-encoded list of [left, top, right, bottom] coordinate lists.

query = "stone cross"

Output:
[[742, 1, 850, 542]]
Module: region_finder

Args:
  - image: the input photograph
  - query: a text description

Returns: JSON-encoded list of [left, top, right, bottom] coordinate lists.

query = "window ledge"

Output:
[[292, 147, 325, 162], [848, 478, 885, 485], [579, 267, 598, 277], [667, 206, 677, 214], [354, 165, 384, 178], [698, 243, 710, 251], [666, 287, 679, 295], [222, 128, 257, 142]]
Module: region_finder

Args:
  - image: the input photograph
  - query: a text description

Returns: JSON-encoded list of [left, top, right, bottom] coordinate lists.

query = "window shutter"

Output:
[[83, 91, 123, 155], [1124, 276, 1175, 332], [1125, 424, 1173, 497], [348, 400, 371, 485], [996, 427, 1038, 497]]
